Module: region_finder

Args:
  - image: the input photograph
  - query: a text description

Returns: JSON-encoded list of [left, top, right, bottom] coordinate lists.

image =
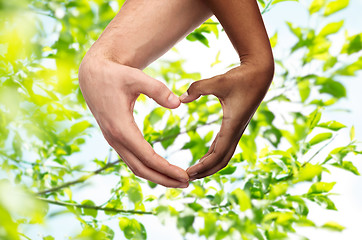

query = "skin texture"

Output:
[[78, 0, 274, 187], [182, 0, 275, 181]]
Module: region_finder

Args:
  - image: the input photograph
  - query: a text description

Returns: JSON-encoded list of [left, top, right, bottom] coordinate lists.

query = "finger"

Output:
[[189, 141, 238, 181], [179, 75, 222, 103], [114, 146, 189, 188], [110, 109, 189, 183], [186, 116, 241, 178], [186, 133, 219, 173], [135, 70, 181, 109]]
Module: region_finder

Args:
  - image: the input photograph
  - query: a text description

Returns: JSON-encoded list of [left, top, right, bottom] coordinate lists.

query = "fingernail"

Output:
[[178, 182, 189, 188], [189, 178, 197, 182], [179, 92, 189, 102], [168, 93, 180, 105], [179, 176, 189, 183], [189, 172, 198, 177]]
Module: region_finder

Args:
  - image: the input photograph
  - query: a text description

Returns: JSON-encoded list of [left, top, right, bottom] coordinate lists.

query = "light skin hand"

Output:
[[180, 0, 275, 181], [78, 0, 212, 188], [79, 58, 190, 187]]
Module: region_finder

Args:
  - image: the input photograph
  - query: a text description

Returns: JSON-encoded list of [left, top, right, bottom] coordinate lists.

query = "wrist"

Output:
[[240, 53, 275, 82], [85, 39, 124, 64], [84, 26, 139, 68]]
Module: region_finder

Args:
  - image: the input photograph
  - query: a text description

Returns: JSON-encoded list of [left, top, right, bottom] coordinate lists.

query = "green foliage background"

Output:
[[1, 0, 362, 239]]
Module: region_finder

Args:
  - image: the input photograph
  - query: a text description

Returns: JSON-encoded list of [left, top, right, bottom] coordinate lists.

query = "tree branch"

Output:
[[36, 159, 122, 195], [153, 118, 221, 143], [36, 118, 222, 195], [37, 197, 154, 215], [209, 203, 231, 210], [302, 134, 338, 167]]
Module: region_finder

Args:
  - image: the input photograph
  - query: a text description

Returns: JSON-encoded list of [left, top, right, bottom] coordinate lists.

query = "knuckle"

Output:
[[131, 165, 143, 178], [140, 149, 158, 167], [149, 150, 162, 166], [211, 147, 220, 157], [189, 81, 201, 94], [149, 81, 168, 98], [105, 126, 126, 144], [212, 75, 224, 85], [220, 161, 228, 170], [212, 149, 226, 164]]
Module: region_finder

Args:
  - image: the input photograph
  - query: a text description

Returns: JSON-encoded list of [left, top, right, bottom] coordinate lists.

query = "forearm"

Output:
[[84, 0, 212, 70], [202, 0, 274, 71]]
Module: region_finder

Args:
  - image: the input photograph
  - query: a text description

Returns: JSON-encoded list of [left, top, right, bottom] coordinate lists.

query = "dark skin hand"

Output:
[[78, 0, 274, 187], [181, 0, 275, 181]]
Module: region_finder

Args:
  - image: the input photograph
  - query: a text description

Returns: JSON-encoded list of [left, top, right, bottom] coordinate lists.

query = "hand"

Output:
[[78, 56, 189, 188], [180, 62, 274, 181]]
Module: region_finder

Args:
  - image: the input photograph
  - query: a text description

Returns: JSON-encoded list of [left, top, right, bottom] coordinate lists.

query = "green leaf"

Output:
[[43, 236, 55, 240], [309, 0, 326, 14], [341, 34, 362, 55], [187, 202, 203, 212], [319, 20, 344, 37], [204, 130, 214, 143], [308, 108, 322, 130], [100, 225, 115, 240], [230, 188, 251, 211], [258, 0, 266, 8], [148, 107, 165, 125], [127, 185, 143, 204], [319, 79, 346, 98], [269, 183, 289, 200], [104, 199, 123, 215], [350, 126, 355, 141], [119, 217, 130, 231], [306, 194, 337, 210], [308, 182, 336, 194], [177, 215, 195, 234], [81, 200, 97, 218], [298, 80, 310, 102], [286, 22, 302, 39], [147, 181, 157, 189], [322, 221, 345, 231], [218, 165, 237, 175], [317, 195, 337, 210], [263, 126, 282, 147], [165, 189, 182, 199], [309, 132, 333, 145], [336, 56, 362, 75], [323, 56, 338, 71], [264, 211, 295, 224], [318, 121, 346, 131], [161, 125, 180, 149], [66, 120, 92, 141], [272, 0, 298, 5], [199, 212, 217, 237], [332, 161, 360, 175], [211, 51, 221, 67], [296, 217, 316, 227], [324, 0, 349, 16], [270, 31, 278, 48], [119, 218, 147, 240], [293, 163, 322, 183], [186, 32, 209, 47], [204, 19, 219, 38]]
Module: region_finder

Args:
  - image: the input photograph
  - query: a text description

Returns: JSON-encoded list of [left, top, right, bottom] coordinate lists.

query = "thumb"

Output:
[[138, 72, 180, 109], [179, 76, 219, 103]]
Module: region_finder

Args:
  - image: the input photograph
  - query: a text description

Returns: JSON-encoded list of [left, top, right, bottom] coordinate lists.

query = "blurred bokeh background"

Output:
[[1, 0, 361, 239]]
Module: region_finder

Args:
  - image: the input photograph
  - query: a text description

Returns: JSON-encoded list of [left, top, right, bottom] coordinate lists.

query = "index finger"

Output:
[[186, 116, 244, 180], [113, 110, 189, 183]]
